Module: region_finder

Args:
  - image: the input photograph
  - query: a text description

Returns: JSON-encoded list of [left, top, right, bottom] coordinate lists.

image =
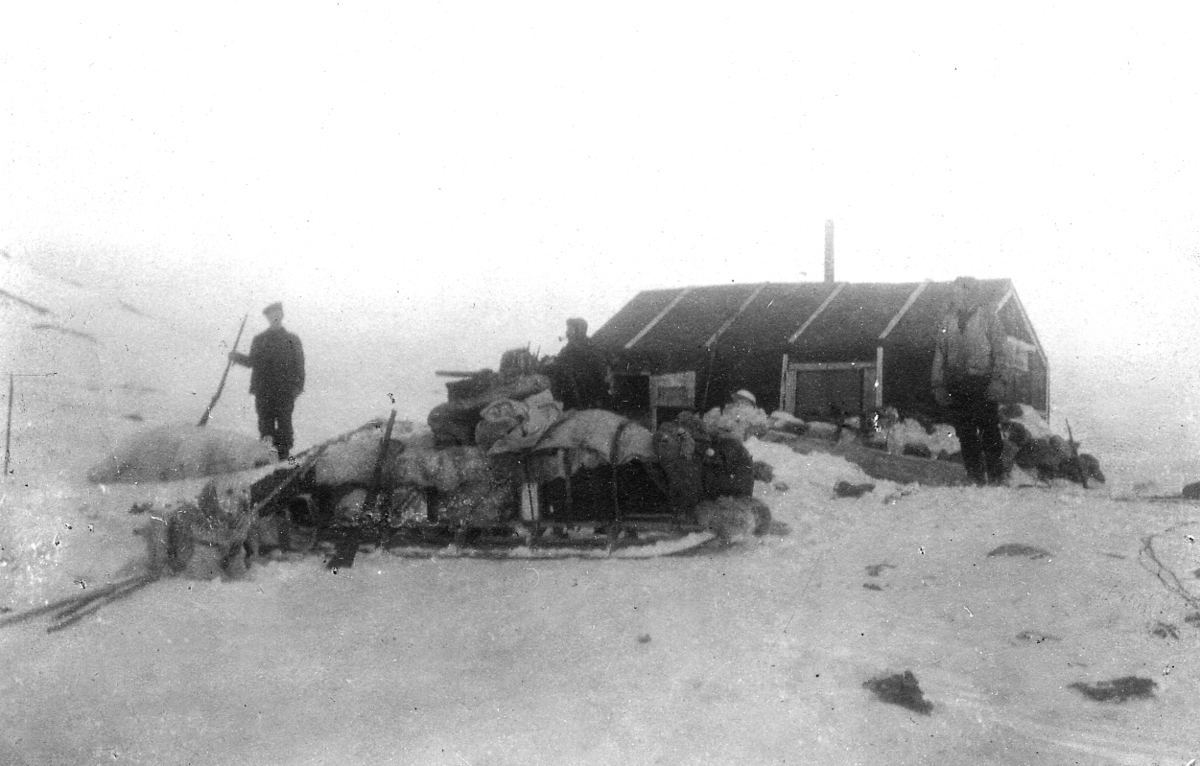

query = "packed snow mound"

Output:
[[87, 424, 277, 483]]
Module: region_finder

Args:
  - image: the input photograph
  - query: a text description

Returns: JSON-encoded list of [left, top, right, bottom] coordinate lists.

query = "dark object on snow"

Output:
[[767, 520, 791, 536], [752, 460, 774, 483], [987, 543, 1051, 560], [863, 583, 883, 591], [700, 435, 755, 500], [1182, 481, 1200, 499], [1012, 630, 1060, 645], [1150, 621, 1180, 639], [695, 496, 772, 539], [1076, 453, 1105, 484], [834, 480, 876, 498], [863, 670, 933, 715], [1004, 420, 1105, 486], [653, 422, 703, 515], [0, 572, 157, 634], [1068, 676, 1156, 703]]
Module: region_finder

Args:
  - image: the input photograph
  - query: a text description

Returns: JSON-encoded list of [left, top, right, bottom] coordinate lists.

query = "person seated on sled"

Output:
[[550, 318, 612, 411], [702, 389, 769, 442]]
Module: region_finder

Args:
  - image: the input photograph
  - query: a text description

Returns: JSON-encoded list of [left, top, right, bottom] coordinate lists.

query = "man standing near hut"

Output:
[[229, 302, 305, 459], [551, 317, 611, 411], [931, 277, 1008, 486]]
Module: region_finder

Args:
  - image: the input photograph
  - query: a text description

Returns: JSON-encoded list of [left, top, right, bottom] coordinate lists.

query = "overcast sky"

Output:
[[4, 3, 1199, 388]]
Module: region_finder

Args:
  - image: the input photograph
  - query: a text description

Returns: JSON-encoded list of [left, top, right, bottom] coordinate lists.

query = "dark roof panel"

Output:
[[715, 283, 836, 353], [591, 287, 683, 350], [791, 282, 919, 360], [627, 283, 759, 352], [882, 281, 952, 348]]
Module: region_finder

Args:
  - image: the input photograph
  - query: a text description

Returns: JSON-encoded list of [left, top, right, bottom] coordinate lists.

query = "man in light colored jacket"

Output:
[[931, 277, 1007, 485]]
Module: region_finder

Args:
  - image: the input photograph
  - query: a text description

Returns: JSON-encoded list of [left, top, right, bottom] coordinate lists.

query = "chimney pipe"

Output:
[[824, 219, 835, 283]]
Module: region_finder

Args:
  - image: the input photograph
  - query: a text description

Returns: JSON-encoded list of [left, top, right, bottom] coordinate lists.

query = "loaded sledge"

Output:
[[226, 350, 771, 567]]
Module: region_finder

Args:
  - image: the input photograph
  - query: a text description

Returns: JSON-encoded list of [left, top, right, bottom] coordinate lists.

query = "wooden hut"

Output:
[[591, 279, 1047, 426]]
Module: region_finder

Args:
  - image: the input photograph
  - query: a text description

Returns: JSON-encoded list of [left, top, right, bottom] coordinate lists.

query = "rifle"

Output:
[[198, 313, 249, 427]]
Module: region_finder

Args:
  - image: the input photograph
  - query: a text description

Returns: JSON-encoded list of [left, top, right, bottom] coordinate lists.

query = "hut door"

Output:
[[785, 361, 878, 422]]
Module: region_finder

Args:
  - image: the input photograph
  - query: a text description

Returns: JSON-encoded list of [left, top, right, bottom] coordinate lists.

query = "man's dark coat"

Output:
[[553, 338, 609, 411], [247, 326, 305, 400]]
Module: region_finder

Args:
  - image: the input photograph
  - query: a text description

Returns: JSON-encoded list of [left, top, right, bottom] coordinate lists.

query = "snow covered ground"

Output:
[[3, 255, 1200, 765]]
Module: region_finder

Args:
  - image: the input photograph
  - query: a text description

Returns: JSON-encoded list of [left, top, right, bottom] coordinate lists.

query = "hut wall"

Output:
[[880, 345, 940, 419], [597, 279, 1049, 425], [706, 348, 787, 413], [1003, 347, 1048, 413]]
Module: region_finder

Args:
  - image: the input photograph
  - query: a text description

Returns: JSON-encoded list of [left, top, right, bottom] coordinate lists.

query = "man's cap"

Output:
[[733, 389, 756, 406], [566, 317, 588, 332], [263, 302, 284, 316]]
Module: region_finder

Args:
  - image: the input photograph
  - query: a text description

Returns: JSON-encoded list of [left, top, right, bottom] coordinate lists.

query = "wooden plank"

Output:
[[789, 361, 875, 371]]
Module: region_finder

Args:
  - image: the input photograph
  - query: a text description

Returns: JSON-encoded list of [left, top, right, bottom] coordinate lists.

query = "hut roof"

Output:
[[595, 278, 1040, 370]]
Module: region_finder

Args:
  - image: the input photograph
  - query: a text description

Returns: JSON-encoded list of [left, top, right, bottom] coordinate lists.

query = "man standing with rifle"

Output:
[[229, 302, 305, 460]]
